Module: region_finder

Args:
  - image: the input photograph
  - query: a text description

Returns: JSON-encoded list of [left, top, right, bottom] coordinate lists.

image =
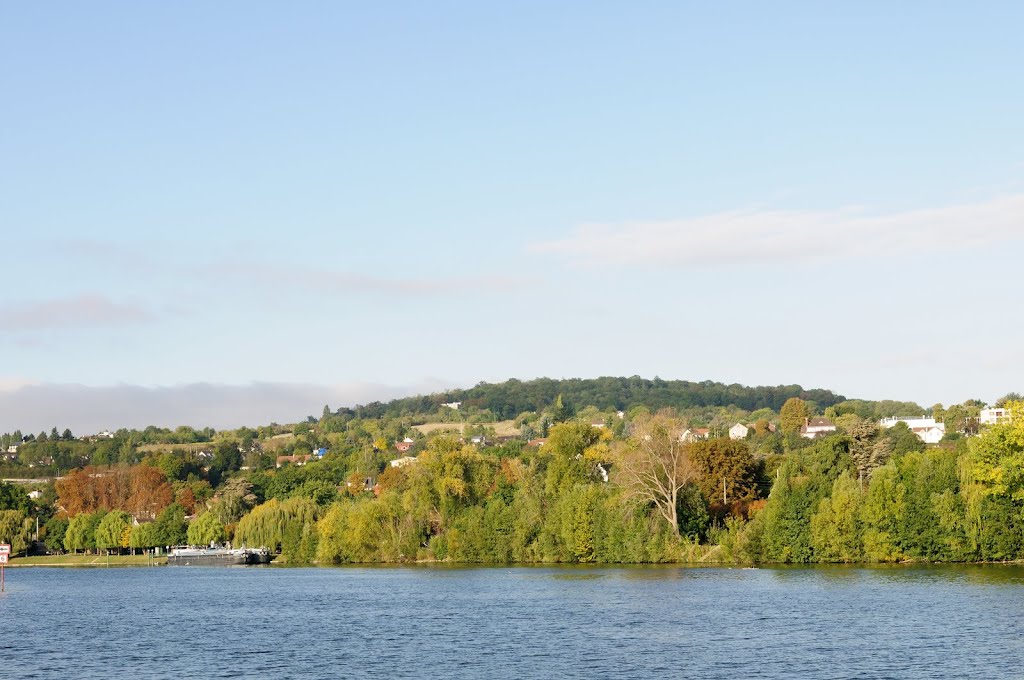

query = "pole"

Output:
[[1, 565, 4, 593]]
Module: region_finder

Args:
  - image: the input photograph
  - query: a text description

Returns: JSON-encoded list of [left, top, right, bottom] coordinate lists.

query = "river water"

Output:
[[2, 564, 1023, 678]]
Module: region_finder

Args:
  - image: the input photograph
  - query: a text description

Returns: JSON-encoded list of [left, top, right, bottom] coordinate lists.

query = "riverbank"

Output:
[[7, 554, 167, 567]]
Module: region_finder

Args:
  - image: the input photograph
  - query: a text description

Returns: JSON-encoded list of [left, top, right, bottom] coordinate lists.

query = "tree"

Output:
[[129, 522, 158, 551], [209, 477, 258, 525], [153, 503, 187, 547], [186, 512, 227, 546], [780, 398, 812, 435], [0, 510, 33, 555], [689, 438, 760, 507], [844, 417, 884, 483], [0, 481, 32, 515], [64, 510, 107, 553], [614, 411, 696, 536], [62, 428, 74, 441], [95, 510, 132, 552], [810, 471, 863, 562], [44, 516, 69, 554]]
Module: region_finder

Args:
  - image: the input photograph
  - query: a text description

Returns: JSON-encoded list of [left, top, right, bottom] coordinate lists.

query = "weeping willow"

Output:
[[234, 496, 318, 554]]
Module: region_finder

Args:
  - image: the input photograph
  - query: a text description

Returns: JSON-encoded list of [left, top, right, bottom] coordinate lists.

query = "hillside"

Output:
[[346, 376, 847, 420]]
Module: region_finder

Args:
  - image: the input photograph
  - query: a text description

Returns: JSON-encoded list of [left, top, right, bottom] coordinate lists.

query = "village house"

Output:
[[395, 437, 415, 453], [879, 416, 946, 444], [800, 417, 837, 439], [442, 401, 462, 410], [526, 438, 548, 448], [389, 456, 418, 468], [728, 423, 749, 440], [680, 428, 710, 443]]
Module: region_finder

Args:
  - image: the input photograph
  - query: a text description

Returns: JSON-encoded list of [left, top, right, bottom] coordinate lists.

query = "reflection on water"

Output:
[[3, 564, 1024, 679]]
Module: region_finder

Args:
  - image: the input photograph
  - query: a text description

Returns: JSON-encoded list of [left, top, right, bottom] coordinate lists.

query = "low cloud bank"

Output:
[[0, 380, 454, 434], [532, 193, 1024, 267]]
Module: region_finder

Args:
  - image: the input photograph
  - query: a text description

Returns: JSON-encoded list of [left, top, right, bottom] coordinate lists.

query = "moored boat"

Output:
[[167, 545, 272, 566]]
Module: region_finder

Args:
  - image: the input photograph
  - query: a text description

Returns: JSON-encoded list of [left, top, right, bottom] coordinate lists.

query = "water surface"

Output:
[[3, 564, 1023, 678]]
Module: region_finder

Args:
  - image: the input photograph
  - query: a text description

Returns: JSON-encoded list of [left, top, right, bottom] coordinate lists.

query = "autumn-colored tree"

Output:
[[614, 410, 695, 536], [780, 398, 812, 435], [126, 465, 174, 520], [689, 438, 760, 507], [55, 464, 172, 519]]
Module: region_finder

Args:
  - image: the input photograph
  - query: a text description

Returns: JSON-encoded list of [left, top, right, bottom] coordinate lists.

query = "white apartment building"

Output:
[[879, 416, 946, 444]]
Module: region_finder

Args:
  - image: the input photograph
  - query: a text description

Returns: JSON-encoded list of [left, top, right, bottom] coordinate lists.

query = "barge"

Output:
[[167, 545, 272, 566]]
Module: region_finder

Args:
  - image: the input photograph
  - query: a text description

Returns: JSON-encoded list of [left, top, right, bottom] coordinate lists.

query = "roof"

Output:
[[805, 417, 835, 428]]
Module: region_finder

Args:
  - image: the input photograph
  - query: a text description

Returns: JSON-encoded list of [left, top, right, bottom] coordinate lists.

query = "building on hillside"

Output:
[[879, 416, 946, 444], [276, 454, 313, 468], [389, 456, 418, 468], [443, 401, 462, 410], [680, 428, 711, 443], [590, 421, 607, 429], [800, 417, 837, 439], [6, 444, 18, 454], [526, 438, 548, 448], [395, 438, 415, 453], [312, 447, 328, 459], [728, 423, 749, 440], [979, 407, 1012, 425]]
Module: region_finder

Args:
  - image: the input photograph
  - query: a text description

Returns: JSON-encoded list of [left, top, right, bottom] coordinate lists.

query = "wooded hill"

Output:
[[348, 376, 848, 420]]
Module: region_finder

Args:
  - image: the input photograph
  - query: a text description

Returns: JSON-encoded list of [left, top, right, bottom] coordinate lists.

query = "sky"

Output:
[[2, 2, 1023, 433]]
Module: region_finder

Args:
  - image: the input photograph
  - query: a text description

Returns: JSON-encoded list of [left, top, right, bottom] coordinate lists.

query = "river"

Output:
[[2, 564, 1023, 678]]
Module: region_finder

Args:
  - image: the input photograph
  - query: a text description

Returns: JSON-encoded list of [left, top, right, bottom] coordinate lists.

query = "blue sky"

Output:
[[2, 2, 1023, 431]]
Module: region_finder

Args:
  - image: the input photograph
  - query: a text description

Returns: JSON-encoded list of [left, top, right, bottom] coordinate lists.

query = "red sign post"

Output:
[[0, 543, 9, 591]]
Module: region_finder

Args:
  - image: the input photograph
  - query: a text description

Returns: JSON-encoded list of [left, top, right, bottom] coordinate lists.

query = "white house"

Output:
[[979, 407, 1012, 426], [680, 428, 711, 443], [6, 444, 18, 454], [879, 416, 946, 444], [800, 417, 837, 439], [442, 401, 462, 410], [729, 423, 749, 440], [389, 456, 418, 468]]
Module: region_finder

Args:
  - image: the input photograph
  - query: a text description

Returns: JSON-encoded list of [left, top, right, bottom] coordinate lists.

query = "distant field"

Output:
[[414, 420, 521, 437], [8, 554, 166, 567], [137, 442, 214, 453], [261, 434, 296, 452]]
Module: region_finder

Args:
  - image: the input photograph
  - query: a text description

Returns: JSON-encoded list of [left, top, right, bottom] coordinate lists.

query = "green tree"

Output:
[[810, 471, 863, 562], [186, 512, 227, 546], [153, 503, 188, 547], [95, 510, 132, 552], [780, 398, 812, 435], [44, 516, 69, 554], [0, 510, 33, 555], [129, 522, 158, 551], [859, 463, 904, 562]]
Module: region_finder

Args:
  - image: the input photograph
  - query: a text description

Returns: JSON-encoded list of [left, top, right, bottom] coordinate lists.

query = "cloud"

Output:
[[0, 379, 457, 434], [531, 193, 1024, 267], [194, 263, 528, 296], [0, 295, 152, 332]]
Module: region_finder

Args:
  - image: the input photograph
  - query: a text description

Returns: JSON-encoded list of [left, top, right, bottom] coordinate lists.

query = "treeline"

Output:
[[722, 403, 1024, 563], [4, 387, 1023, 566], [349, 377, 848, 421]]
